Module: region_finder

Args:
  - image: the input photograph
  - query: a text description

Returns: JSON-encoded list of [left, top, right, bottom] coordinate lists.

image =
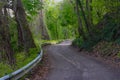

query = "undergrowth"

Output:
[[0, 63, 13, 77], [0, 48, 38, 77], [93, 41, 120, 58], [0, 39, 63, 77]]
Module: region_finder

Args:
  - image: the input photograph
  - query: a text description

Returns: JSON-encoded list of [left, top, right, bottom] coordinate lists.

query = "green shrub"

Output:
[[73, 12, 120, 50], [72, 37, 98, 50], [0, 62, 13, 77], [115, 38, 120, 45], [29, 48, 39, 55], [117, 52, 120, 58], [101, 12, 120, 42], [15, 48, 38, 69], [72, 37, 83, 47]]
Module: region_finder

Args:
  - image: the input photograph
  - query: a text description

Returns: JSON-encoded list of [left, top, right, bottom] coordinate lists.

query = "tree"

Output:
[[45, 0, 78, 40], [86, 0, 93, 27], [39, 0, 50, 40], [75, 0, 86, 40], [13, 0, 36, 52], [0, 0, 15, 65], [77, 0, 90, 35]]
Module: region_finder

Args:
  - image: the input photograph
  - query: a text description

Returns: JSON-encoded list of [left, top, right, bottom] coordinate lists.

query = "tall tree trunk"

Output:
[[77, 0, 94, 38], [16, 15, 24, 50], [86, 0, 93, 27], [39, 4, 50, 40], [75, 0, 86, 40], [0, 2, 15, 65], [77, 0, 89, 32], [13, 0, 36, 52]]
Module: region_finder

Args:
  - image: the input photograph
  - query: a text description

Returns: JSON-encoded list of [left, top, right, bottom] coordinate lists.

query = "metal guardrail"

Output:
[[0, 50, 43, 80]]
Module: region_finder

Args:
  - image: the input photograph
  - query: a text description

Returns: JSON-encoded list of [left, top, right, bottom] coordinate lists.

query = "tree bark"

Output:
[[77, 0, 94, 38], [0, 2, 15, 65], [39, 5, 50, 40], [13, 0, 36, 52], [86, 0, 93, 27], [75, 0, 86, 40]]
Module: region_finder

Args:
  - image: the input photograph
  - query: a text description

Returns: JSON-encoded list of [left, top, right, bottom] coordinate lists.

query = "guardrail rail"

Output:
[[0, 50, 43, 80]]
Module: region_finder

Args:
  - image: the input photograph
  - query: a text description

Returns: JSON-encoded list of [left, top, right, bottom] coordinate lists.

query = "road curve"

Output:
[[44, 40, 120, 80]]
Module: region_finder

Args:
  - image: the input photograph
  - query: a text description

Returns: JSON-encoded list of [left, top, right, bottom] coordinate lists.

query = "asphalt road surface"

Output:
[[45, 40, 120, 80]]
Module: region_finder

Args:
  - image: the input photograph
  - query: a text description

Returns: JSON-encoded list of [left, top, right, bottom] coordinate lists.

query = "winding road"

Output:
[[44, 40, 120, 80]]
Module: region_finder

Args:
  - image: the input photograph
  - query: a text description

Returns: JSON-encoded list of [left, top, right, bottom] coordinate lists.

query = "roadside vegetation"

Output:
[[0, 0, 43, 77], [0, 0, 120, 78], [45, 0, 120, 65], [71, 0, 120, 65]]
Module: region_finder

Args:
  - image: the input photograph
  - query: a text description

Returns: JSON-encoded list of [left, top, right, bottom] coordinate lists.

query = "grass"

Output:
[[0, 39, 64, 77], [0, 48, 38, 77], [0, 62, 13, 77], [15, 50, 38, 69]]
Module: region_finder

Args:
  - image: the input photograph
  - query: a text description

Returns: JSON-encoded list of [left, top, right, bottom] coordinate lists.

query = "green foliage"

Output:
[[42, 40, 64, 45], [73, 0, 120, 50], [72, 37, 83, 47], [92, 0, 107, 24], [15, 48, 38, 69], [9, 18, 18, 52], [0, 48, 39, 77], [117, 52, 120, 58], [44, 0, 78, 40], [22, 0, 43, 20], [100, 12, 120, 42], [0, 0, 43, 77], [15, 50, 37, 69], [74, 12, 120, 50], [115, 38, 120, 45], [0, 0, 120, 76], [29, 48, 39, 55], [0, 62, 13, 77], [73, 37, 98, 50]]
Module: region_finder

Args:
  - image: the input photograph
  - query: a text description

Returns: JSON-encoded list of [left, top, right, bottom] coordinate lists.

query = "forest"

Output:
[[0, 0, 120, 79]]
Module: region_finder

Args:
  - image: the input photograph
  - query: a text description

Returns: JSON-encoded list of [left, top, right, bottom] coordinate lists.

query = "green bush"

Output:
[[72, 37, 83, 47], [0, 48, 39, 77], [16, 48, 38, 68], [115, 38, 120, 45], [0, 62, 13, 77], [117, 52, 120, 58], [29, 48, 39, 55], [73, 37, 98, 50], [73, 12, 120, 50]]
